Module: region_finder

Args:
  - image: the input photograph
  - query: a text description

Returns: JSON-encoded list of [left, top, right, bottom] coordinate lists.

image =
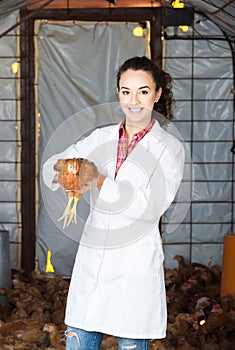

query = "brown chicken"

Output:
[[0, 319, 48, 347], [53, 157, 99, 228], [43, 323, 65, 350]]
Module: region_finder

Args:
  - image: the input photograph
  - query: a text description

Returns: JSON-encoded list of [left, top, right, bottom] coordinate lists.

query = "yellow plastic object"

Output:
[[45, 250, 55, 273], [221, 234, 235, 297]]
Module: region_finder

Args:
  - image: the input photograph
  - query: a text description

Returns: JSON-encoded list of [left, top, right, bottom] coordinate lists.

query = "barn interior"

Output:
[[0, 0, 235, 349]]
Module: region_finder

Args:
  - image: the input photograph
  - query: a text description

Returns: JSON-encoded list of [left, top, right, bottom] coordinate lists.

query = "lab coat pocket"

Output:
[[120, 275, 166, 335], [126, 238, 164, 278]]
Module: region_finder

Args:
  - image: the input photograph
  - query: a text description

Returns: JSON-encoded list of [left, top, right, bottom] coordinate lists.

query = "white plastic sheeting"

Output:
[[0, 10, 20, 268], [163, 12, 234, 268], [36, 21, 149, 275]]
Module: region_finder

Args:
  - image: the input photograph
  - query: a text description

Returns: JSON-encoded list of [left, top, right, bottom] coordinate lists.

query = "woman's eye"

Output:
[[122, 91, 129, 95], [140, 90, 148, 95]]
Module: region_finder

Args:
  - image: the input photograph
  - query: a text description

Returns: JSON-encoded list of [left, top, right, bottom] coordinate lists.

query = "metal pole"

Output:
[[0, 229, 11, 303]]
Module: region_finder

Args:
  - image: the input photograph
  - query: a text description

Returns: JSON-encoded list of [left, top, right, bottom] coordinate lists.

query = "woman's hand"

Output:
[[79, 173, 106, 193]]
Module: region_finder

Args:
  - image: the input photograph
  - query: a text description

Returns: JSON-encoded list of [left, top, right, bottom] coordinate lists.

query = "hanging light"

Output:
[[133, 26, 144, 37], [171, 0, 189, 32], [179, 25, 189, 32], [106, 0, 117, 4], [133, 22, 146, 37], [11, 62, 19, 74], [172, 0, 185, 8]]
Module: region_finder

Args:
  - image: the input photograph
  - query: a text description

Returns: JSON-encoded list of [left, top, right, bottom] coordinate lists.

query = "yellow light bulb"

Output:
[[133, 26, 144, 37], [179, 25, 189, 32], [11, 62, 19, 74], [172, 0, 185, 8]]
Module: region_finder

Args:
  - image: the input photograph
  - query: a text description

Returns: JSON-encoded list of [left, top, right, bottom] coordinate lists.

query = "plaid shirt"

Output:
[[115, 119, 155, 177]]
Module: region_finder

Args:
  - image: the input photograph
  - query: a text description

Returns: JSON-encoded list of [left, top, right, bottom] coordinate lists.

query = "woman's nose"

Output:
[[130, 92, 140, 104]]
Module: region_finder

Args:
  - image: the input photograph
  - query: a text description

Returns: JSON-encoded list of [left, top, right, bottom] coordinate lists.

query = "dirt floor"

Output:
[[0, 258, 235, 349]]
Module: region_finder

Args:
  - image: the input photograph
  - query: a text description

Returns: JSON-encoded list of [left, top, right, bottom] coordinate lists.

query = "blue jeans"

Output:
[[65, 326, 150, 350]]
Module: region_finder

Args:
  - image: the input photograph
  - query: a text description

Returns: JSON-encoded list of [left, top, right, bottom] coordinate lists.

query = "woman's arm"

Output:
[[95, 139, 185, 222]]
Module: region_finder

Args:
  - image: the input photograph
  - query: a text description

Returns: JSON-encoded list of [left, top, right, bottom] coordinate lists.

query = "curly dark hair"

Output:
[[117, 56, 175, 124]]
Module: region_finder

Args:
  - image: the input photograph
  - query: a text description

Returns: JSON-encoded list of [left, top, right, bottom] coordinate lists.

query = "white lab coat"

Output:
[[42, 120, 185, 339]]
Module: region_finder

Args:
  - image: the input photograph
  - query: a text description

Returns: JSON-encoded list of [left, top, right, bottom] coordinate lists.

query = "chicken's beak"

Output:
[[43, 324, 49, 332]]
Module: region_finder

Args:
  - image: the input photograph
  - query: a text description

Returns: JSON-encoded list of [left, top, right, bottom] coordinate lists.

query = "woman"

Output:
[[43, 56, 185, 350]]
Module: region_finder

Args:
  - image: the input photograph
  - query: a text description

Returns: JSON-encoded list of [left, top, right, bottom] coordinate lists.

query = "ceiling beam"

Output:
[[27, 0, 162, 10]]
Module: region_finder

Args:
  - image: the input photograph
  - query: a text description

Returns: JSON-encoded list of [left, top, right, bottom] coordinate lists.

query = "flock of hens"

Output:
[[0, 255, 235, 350]]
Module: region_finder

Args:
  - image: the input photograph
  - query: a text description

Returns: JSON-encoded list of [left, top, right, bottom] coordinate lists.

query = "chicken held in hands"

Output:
[[53, 158, 99, 228]]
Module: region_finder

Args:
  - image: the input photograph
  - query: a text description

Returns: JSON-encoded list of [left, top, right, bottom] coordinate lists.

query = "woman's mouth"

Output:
[[128, 107, 143, 113]]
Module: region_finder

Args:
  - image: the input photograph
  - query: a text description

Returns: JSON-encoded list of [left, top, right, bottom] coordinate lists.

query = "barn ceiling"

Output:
[[0, 0, 234, 39], [188, 0, 235, 39]]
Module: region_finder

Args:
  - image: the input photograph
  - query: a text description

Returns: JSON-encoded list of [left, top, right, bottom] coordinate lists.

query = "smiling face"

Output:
[[117, 69, 162, 130]]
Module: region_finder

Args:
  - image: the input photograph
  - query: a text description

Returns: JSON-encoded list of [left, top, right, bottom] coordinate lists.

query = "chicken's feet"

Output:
[[58, 196, 74, 229], [65, 197, 79, 227], [58, 195, 81, 228]]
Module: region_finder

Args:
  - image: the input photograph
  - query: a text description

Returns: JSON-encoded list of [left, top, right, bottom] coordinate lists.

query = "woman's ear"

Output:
[[155, 87, 162, 103]]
